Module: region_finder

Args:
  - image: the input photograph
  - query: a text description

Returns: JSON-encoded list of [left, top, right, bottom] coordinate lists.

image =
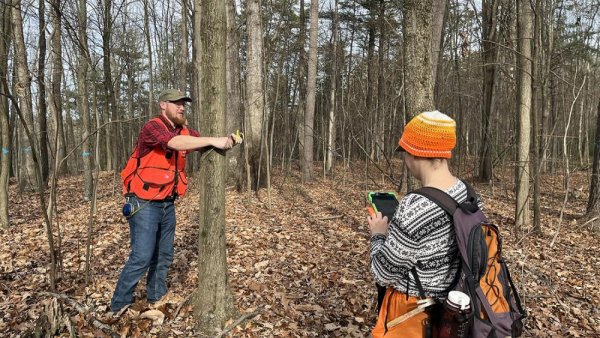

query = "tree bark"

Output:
[[478, 0, 499, 182], [12, 0, 37, 192], [297, 0, 307, 177], [192, 0, 236, 332], [302, 0, 319, 181], [325, 0, 338, 173], [226, 0, 243, 189], [37, 0, 49, 185], [431, 0, 447, 104], [532, 0, 543, 234], [180, 0, 189, 92], [586, 99, 600, 216], [375, 0, 386, 160], [515, 0, 533, 231], [245, 0, 268, 190], [76, 0, 93, 200], [49, 0, 67, 177], [0, 0, 11, 227], [366, 0, 376, 160], [102, 0, 114, 171], [402, 0, 434, 190], [144, 0, 154, 116], [403, 0, 434, 117]]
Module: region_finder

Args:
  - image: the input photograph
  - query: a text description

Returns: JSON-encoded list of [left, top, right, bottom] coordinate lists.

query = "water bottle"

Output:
[[436, 291, 472, 338]]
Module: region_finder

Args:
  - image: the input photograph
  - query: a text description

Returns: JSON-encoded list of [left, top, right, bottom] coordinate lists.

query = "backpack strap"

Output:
[[412, 180, 479, 216], [412, 186, 459, 216]]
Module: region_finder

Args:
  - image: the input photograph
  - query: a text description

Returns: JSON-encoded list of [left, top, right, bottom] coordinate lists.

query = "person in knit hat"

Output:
[[367, 111, 481, 337]]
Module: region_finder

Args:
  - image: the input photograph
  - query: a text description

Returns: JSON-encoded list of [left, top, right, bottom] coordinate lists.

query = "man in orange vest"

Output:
[[110, 89, 237, 312]]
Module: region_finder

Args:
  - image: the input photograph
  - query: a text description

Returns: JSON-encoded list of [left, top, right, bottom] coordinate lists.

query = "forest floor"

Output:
[[0, 161, 599, 337]]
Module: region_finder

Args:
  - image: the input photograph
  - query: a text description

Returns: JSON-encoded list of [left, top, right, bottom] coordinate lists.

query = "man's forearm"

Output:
[[167, 135, 218, 151]]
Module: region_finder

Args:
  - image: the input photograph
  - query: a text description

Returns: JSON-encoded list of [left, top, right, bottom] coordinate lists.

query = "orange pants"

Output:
[[372, 288, 430, 338]]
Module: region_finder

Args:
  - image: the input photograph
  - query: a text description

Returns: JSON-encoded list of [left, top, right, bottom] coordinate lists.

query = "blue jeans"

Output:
[[110, 196, 176, 312]]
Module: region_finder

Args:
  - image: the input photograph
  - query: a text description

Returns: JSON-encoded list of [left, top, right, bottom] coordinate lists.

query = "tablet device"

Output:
[[367, 192, 399, 220]]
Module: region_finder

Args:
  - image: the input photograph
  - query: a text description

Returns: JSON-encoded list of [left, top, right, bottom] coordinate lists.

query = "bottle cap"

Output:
[[447, 291, 470, 310]]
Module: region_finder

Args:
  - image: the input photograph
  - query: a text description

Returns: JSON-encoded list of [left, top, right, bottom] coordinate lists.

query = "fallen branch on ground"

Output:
[[172, 293, 193, 320], [40, 292, 111, 331], [317, 215, 343, 221], [213, 306, 265, 338]]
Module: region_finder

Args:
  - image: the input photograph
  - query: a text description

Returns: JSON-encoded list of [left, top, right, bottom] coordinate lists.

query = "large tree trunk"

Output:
[[0, 0, 11, 227], [478, 0, 500, 182], [245, 0, 267, 190], [403, 0, 434, 117], [12, 0, 37, 192], [302, 0, 319, 181], [515, 0, 533, 231], [76, 0, 93, 200], [587, 99, 600, 217], [226, 0, 243, 189], [402, 0, 434, 190], [192, 0, 236, 332]]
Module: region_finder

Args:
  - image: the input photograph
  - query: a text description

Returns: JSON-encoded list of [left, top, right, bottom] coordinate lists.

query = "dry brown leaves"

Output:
[[0, 162, 599, 337]]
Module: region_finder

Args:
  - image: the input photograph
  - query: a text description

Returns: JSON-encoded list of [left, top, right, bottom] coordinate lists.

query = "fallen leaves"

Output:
[[0, 166, 599, 337]]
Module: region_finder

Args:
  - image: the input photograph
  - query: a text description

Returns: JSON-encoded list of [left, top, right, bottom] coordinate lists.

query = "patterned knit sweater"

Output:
[[370, 180, 480, 298]]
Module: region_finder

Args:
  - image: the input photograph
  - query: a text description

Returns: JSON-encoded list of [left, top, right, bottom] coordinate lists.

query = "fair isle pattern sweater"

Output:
[[370, 180, 479, 298]]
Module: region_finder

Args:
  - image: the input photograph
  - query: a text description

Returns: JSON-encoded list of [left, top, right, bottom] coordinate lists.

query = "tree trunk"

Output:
[[37, 0, 49, 185], [402, 0, 434, 191], [297, 0, 307, 176], [326, 0, 338, 173], [226, 0, 243, 189], [431, 0, 447, 104], [76, 0, 93, 200], [375, 0, 386, 160], [102, 0, 114, 171], [49, 0, 67, 178], [0, 0, 11, 227], [366, 0, 376, 160], [587, 99, 600, 216], [531, 0, 543, 234], [478, 0, 499, 182], [302, 0, 319, 181], [192, 0, 236, 332], [12, 0, 37, 192], [403, 0, 434, 117], [245, 0, 268, 190], [144, 0, 154, 116], [515, 0, 533, 231], [179, 0, 189, 92]]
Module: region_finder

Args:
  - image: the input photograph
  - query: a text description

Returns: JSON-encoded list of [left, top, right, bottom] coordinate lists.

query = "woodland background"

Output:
[[0, 0, 599, 337]]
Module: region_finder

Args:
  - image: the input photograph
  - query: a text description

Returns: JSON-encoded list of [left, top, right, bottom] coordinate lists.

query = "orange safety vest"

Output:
[[121, 117, 190, 200]]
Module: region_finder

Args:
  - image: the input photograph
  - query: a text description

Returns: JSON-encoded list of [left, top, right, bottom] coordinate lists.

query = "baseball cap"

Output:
[[158, 89, 192, 103]]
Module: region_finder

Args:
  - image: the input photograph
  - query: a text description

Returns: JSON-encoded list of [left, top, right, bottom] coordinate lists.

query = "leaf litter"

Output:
[[0, 162, 598, 337]]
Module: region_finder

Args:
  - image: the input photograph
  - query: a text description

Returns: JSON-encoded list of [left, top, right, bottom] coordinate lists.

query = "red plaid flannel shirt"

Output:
[[136, 115, 200, 158]]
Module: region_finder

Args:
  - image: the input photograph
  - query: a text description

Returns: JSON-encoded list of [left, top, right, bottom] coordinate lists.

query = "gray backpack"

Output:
[[413, 181, 526, 338]]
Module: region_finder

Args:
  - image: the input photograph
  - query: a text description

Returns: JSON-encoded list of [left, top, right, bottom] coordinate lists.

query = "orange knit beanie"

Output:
[[398, 111, 456, 159]]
